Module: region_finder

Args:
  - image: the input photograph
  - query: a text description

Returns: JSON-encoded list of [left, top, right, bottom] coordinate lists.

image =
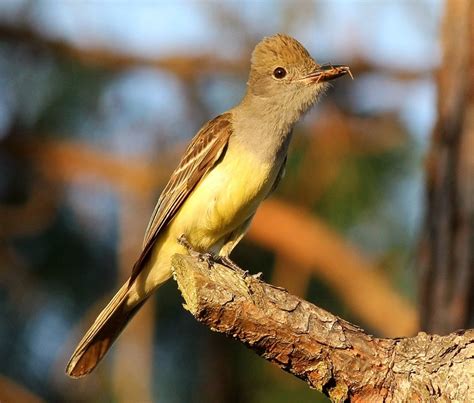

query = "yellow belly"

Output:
[[128, 143, 280, 304], [173, 144, 278, 250]]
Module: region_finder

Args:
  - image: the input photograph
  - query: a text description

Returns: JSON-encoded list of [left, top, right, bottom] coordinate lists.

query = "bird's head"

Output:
[[247, 34, 351, 118]]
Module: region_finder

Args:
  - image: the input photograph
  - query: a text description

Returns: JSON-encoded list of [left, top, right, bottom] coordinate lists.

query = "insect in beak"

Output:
[[302, 64, 353, 83]]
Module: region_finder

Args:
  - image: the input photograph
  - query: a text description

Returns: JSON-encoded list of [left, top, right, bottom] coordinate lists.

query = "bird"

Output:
[[66, 33, 351, 378]]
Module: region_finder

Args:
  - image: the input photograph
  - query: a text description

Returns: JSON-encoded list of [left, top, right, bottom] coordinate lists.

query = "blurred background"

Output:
[[0, 0, 472, 402]]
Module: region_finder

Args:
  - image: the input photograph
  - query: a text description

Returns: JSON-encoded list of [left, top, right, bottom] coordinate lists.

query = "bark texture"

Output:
[[172, 255, 473, 402], [419, 0, 474, 333]]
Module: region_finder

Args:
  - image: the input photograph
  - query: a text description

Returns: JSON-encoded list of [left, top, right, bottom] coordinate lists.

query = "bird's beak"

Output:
[[302, 64, 353, 83]]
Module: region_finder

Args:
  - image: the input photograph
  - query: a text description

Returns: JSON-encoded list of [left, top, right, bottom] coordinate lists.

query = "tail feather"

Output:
[[66, 280, 146, 378]]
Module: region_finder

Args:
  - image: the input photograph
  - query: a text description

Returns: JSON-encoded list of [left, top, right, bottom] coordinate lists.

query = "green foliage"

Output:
[[315, 144, 413, 230]]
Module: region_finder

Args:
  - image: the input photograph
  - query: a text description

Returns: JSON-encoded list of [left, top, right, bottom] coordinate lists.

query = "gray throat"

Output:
[[230, 95, 301, 163]]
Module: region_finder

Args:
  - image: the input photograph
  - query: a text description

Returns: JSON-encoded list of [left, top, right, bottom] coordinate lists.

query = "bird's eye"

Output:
[[273, 67, 287, 79]]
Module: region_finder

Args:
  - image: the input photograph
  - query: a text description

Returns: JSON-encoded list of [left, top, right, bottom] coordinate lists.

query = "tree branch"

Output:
[[250, 199, 417, 337], [419, 0, 474, 333], [171, 254, 473, 402], [6, 136, 417, 336], [0, 23, 430, 80]]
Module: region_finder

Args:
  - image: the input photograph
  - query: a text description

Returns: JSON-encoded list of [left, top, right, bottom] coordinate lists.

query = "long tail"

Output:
[[66, 280, 146, 378]]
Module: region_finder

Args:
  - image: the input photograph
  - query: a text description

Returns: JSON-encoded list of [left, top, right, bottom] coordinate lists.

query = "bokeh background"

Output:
[[1, 0, 472, 402]]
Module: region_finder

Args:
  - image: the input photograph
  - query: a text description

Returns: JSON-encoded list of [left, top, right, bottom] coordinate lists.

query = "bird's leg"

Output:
[[178, 234, 215, 268], [215, 256, 247, 276], [178, 235, 262, 279], [214, 256, 263, 280]]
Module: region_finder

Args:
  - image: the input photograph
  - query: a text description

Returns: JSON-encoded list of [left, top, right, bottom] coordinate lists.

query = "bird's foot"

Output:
[[178, 234, 215, 268], [217, 257, 263, 280], [178, 235, 260, 279], [197, 252, 216, 268], [178, 234, 195, 254]]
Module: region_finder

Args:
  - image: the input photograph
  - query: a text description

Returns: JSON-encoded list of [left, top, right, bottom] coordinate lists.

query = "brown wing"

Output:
[[129, 113, 233, 283]]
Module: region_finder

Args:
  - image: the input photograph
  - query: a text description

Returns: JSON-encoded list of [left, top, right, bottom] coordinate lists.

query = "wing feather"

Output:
[[129, 113, 233, 283]]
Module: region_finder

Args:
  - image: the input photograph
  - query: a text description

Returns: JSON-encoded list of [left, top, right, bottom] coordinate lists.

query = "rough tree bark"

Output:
[[419, 0, 474, 333], [171, 255, 473, 402]]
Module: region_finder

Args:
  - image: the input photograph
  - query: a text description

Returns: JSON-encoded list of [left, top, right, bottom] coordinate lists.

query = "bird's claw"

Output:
[[217, 256, 251, 278], [197, 252, 215, 268], [178, 234, 215, 267], [178, 234, 260, 278]]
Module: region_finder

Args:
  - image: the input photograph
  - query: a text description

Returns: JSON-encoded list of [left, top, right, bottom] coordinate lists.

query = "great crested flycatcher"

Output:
[[66, 33, 351, 378]]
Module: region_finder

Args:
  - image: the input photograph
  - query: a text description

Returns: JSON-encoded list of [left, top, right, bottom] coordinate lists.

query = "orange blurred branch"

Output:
[[0, 23, 431, 80], [9, 138, 166, 197], [0, 181, 57, 237], [8, 138, 418, 336], [249, 199, 418, 337], [419, 0, 474, 332], [0, 375, 44, 403], [0, 24, 243, 79]]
